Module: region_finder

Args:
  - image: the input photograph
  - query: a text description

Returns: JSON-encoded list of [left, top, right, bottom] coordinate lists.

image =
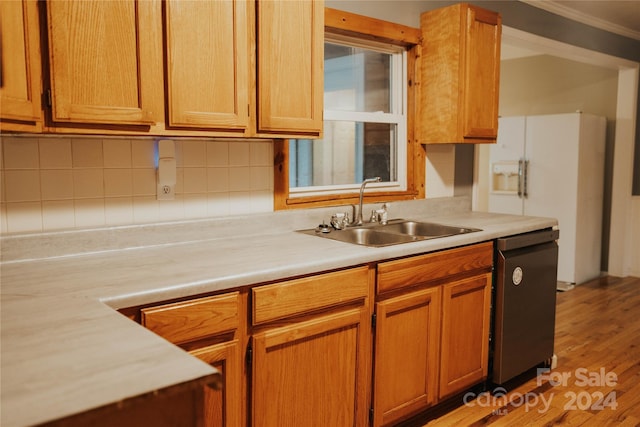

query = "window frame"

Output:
[[274, 8, 425, 210]]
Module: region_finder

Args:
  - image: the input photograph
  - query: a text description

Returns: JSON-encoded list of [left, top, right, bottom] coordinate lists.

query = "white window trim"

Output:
[[289, 35, 408, 198]]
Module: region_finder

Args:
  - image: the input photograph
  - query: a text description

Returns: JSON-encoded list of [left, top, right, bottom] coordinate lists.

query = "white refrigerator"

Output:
[[488, 113, 606, 285]]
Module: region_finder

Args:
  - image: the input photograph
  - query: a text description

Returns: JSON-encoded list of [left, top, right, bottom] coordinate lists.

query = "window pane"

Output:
[[324, 43, 392, 113], [290, 121, 397, 188]]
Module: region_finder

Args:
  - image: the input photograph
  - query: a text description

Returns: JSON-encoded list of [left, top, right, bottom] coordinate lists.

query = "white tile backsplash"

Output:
[[133, 196, 159, 224], [182, 140, 206, 167], [229, 167, 252, 191], [207, 167, 229, 193], [1, 203, 8, 233], [72, 138, 104, 167], [103, 139, 132, 168], [41, 170, 74, 200], [158, 195, 185, 221], [3, 137, 39, 169], [251, 166, 273, 191], [43, 200, 75, 230], [73, 169, 105, 198], [74, 199, 106, 228], [207, 140, 229, 166], [6, 201, 43, 232], [5, 170, 41, 202], [104, 169, 133, 197], [132, 169, 157, 196], [40, 138, 72, 169], [250, 141, 273, 166], [228, 191, 252, 215], [0, 135, 275, 234], [229, 142, 250, 166], [105, 197, 134, 226], [132, 140, 156, 168], [184, 193, 209, 219], [183, 167, 208, 194]]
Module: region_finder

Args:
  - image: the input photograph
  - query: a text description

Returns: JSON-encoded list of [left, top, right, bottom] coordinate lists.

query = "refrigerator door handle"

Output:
[[523, 159, 529, 198], [517, 159, 524, 198]]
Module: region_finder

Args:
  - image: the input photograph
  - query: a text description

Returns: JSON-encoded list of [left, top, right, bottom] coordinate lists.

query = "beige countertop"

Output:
[[0, 198, 557, 427]]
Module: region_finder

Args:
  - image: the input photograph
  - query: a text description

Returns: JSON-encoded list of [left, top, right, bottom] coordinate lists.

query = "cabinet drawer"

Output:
[[142, 292, 239, 345], [252, 266, 370, 325], [377, 242, 493, 294]]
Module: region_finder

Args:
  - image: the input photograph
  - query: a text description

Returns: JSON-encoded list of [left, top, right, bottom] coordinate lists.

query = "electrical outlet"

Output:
[[157, 183, 175, 200]]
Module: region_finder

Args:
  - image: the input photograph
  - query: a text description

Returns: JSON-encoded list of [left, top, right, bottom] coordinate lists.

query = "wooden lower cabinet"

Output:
[[252, 307, 370, 426], [372, 242, 493, 425], [44, 381, 214, 427], [250, 266, 372, 427], [373, 286, 441, 427], [439, 272, 492, 399], [129, 243, 493, 426], [190, 341, 243, 427], [140, 291, 244, 427]]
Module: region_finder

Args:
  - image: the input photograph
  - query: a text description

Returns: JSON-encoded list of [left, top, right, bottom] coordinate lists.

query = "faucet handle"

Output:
[[377, 203, 389, 225], [330, 212, 350, 229]]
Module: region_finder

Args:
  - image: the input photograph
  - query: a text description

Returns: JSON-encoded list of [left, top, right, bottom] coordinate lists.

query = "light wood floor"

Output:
[[421, 275, 640, 426]]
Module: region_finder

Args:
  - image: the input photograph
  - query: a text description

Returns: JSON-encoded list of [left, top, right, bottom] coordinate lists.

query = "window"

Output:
[[289, 36, 406, 196], [274, 9, 424, 209]]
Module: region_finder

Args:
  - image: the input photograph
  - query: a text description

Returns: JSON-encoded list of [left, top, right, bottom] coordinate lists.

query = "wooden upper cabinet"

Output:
[[420, 3, 501, 144], [164, 0, 250, 132], [0, 0, 43, 131], [256, 0, 323, 137], [46, 0, 159, 126]]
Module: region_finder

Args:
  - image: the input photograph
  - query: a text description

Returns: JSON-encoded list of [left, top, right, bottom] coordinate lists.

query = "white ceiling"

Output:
[[523, 0, 640, 40]]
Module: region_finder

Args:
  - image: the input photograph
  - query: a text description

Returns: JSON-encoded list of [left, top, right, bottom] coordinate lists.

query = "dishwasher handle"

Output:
[[497, 228, 559, 251]]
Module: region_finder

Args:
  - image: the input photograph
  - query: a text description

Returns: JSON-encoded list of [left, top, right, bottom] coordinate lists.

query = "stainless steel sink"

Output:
[[298, 219, 481, 247], [309, 227, 419, 247], [381, 220, 481, 238]]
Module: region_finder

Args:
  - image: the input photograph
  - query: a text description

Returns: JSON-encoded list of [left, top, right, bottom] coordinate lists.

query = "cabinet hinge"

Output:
[[371, 313, 377, 329], [245, 345, 253, 367]]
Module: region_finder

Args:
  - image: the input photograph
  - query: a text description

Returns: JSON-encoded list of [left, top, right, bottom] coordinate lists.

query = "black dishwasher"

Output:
[[491, 228, 559, 384]]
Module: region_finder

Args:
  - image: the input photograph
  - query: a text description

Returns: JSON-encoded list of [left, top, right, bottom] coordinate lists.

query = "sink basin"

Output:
[[311, 227, 419, 247], [298, 219, 481, 247], [381, 220, 481, 238]]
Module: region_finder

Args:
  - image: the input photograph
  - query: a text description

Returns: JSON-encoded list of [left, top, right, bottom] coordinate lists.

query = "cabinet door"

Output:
[[439, 272, 492, 399], [256, 0, 323, 136], [420, 4, 501, 143], [461, 5, 501, 140], [0, 0, 42, 131], [164, 0, 250, 132], [141, 292, 243, 427], [191, 341, 243, 427], [252, 307, 370, 427], [46, 0, 158, 125], [372, 287, 441, 427]]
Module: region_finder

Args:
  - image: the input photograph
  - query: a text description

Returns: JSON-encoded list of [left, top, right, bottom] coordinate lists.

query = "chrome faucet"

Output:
[[351, 177, 381, 226]]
